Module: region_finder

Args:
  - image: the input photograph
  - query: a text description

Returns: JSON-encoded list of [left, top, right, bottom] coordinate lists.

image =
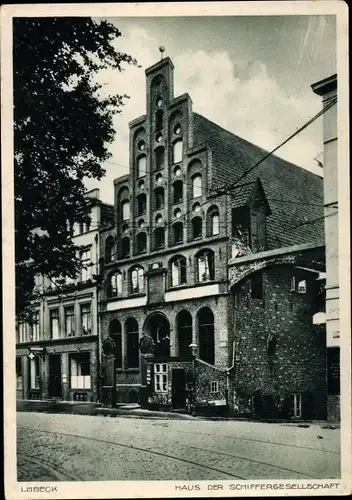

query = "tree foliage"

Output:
[[14, 17, 137, 319]]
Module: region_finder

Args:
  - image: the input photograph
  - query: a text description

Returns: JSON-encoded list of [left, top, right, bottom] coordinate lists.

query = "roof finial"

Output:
[[159, 46, 165, 60]]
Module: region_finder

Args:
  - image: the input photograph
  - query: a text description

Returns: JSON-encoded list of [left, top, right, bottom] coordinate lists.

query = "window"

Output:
[[126, 318, 139, 368], [174, 166, 182, 177], [108, 271, 122, 298], [176, 311, 192, 357], [32, 310, 40, 341], [109, 320, 122, 368], [30, 357, 40, 390], [81, 303, 92, 335], [196, 250, 215, 282], [207, 206, 220, 236], [154, 187, 164, 210], [251, 273, 263, 299], [172, 140, 183, 164], [131, 267, 144, 294], [137, 155, 146, 178], [121, 200, 130, 221], [138, 180, 145, 190], [80, 249, 92, 281], [290, 277, 296, 292], [292, 393, 302, 418], [18, 322, 27, 343], [156, 97, 163, 108], [198, 308, 215, 365], [16, 357, 22, 390], [173, 180, 183, 204], [105, 236, 115, 263], [50, 309, 59, 339], [192, 174, 202, 198], [138, 140, 145, 151], [136, 232, 147, 254], [154, 363, 168, 392], [192, 216, 202, 239], [121, 237, 130, 258], [70, 353, 91, 389], [154, 227, 165, 249], [155, 109, 163, 130], [155, 146, 165, 170], [174, 123, 181, 135], [136, 193, 147, 216], [172, 221, 183, 245], [298, 280, 307, 294], [210, 381, 219, 394], [64, 306, 75, 337], [171, 256, 187, 287]]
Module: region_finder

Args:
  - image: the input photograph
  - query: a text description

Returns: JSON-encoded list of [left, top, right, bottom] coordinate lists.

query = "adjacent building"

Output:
[[16, 189, 113, 403], [99, 56, 327, 418]]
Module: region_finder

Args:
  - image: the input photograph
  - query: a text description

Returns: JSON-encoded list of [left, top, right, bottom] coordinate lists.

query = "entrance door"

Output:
[[171, 369, 186, 410], [48, 355, 62, 398]]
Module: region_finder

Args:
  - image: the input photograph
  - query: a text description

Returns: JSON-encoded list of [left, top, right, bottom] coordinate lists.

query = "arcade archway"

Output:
[[144, 313, 170, 357]]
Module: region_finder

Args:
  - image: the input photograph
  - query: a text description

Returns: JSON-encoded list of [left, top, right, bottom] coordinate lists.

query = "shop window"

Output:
[[108, 271, 122, 298], [196, 250, 215, 282], [136, 193, 147, 216], [192, 216, 202, 239], [210, 381, 219, 394], [126, 318, 139, 368], [137, 155, 146, 178], [64, 306, 75, 337], [198, 307, 215, 365], [176, 310, 192, 357], [192, 174, 202, 198], [32, 310, 40, 341], [170, 256, 187, 287], [121, 237, 130, 258], [172, 140, 183, 164], [155, 146, 165, 170], [136, 232, 147, 254], [251, 273, 263, 299], [154, 187, 164, 210], [80, 303, 92, 335], [130, 267, 144, 294], [173, 180, 183, 204], [172, 221, 183, 245], [154, 363, 168, 392], [70, 353, 91, 389], [30, 356, 40, 390], [108, 319, 122, 368], [292, 393, 302, 418], [16, 357, 22, 390], [121, 200, 130, 221], [50, 309, 59, 339]]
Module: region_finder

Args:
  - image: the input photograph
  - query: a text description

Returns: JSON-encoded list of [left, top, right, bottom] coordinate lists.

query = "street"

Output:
[[17, 412, 340, 481]]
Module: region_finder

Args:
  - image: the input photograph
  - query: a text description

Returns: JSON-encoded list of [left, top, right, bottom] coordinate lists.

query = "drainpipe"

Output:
[[226, 341, 236, 411], [94, 232, 101, 403]]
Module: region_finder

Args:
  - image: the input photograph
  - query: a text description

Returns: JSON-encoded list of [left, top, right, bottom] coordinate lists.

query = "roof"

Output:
[[193, 113, 325, 250], [230, 182, 255, 209]]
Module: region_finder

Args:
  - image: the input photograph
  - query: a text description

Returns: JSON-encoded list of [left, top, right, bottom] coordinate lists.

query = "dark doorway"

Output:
[[171, 369, 186, 410], [48, 355, 62, 398], [145, 313, 170, 357]]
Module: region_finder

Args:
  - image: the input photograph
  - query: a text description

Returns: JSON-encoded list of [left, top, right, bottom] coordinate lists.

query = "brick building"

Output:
[[99, 56, 326, 418], [16, 189, 113, 403]]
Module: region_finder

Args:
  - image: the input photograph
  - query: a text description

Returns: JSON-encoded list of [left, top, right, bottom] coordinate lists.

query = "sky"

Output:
[[85, 15, 337, 204]]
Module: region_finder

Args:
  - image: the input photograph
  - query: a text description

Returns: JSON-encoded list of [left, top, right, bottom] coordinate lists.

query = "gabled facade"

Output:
[[99, 56, 327, 418]]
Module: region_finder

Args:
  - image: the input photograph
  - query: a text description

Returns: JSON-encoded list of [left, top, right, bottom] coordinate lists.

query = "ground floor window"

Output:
[[154, 363, 168, 392], [198, 307, 215, 365], [70, 353, 91, 389], [292, 393, 302, 418], [16, 357, 22, 390], [30, 356, 40, 389]]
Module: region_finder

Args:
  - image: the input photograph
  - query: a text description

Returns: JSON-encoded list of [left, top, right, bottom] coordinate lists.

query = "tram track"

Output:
[[17, 453, 81, 481]]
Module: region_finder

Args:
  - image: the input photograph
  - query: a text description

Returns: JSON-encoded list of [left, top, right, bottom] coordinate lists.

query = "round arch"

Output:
[[144, 312, 170, 357]]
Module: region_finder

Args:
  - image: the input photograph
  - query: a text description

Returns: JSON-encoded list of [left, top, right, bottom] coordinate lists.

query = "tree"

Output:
[[14, 17, 137, 320]]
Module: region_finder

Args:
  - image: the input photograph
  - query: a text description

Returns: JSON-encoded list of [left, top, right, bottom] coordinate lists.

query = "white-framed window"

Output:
[[298, 280, 307, 294], [32, 310, 40, 341], [50, 308, 60, 339], [210, 381, 219, 394], [154, 363, 168, 392], [290, 277, 296, 292], [18, 322, 28, 343], [131, 267, 144, 294], [292, 393, 302, 418], [109, 271, 123, 298], [137, 156, 147, 178], [192, 174, 202, 198], [172, 140, 183, 164], [121, 200, 130, 221], [70, 353, 91, 389], [171, 257, 187, 287], [30, 356, 40, 390], [64, 306, 75, 337], [197, 250, 215, 282], [80, 303, 92, 335], [80, 249, 92, 282]]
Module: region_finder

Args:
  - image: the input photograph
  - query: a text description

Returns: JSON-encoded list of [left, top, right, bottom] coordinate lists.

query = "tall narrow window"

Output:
[[30, 357, 40, 389], [64, 306, 75, 337], [131, 267, 144, 294], [50, 309, 60, 339], [154, 228, 165, 249], [18, 322, 27, 343], [192, 174, 202, 198], [108, 271, 123, 298], [192, 216, 202, 239], [126, 318, 139, 368], [154, 187, 164, 210], [80, 249, 91, 281], [70, 353, 91, 389], [136, 194, 147, 216], [155, 110, 163, 130], [173, 180, 183, 204], [136, 232, 147, 254], [80, 304, 92, 335], [176, 311, 192, 357], [207, 206, 220, 236], [121, 200, 130, 221], [197, 250, 215, 282], [32, 310, 40, 341], [105, 236, 115, 263], [292, 393, 302, 418], [109, 319, 122, 368], [137, 155, 146, 178], [155, 146, 165, 170], [251, 273, 263, 299], [198, 307, 215, 365], [16, 357, 22, 390], [173, 140, 183, 164], [121, 237, 130, 258], [172, 221, 183, 245], [170, 256, 187, 287]]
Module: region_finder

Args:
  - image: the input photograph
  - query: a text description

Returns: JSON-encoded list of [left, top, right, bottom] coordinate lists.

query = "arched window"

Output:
[[176, 311, 193, 357], [130, 266, 144, 294], [198, 308, 215, 365], [192, 216, 202, 239], [136, 232, 147, 254], [125, 318, 139, 368], [173, 180, 183, 204], [172, 221, 183, 245], [121, 200, 130, 221], [192, 174, 202, 198], [170, 255, 187, 287], [105, 236, 115, 263], [173, 140, 183, 164], [121, 237, 130, 258], [207, 206, 220, 236], [155, 146, 165, 170], [136, 193, 147, 216], [136, 155, 146, 178], [154, 227, 165, 249], [196, 249, 215, 282], [154, 187, 164, 210], [108, 319, 122, 368], [107, 271, 122, 298]]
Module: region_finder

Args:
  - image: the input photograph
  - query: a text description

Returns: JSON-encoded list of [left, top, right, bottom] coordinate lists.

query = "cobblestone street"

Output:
[[17, 412, 340, 481]]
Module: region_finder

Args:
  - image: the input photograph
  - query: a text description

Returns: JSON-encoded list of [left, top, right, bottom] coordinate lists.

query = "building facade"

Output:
[[16, 189, 113, 403], [99, 56, 327, 418]]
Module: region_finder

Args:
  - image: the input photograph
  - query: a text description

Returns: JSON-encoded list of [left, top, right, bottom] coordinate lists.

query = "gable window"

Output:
[[196, 250, 215, 282], [136, 193, 147, 216], [50, 309, 60, 339], [105, 236, 115, 263], [172, 140, 183, 164], [155, 146, 165, 170], [81, 304, 92, 335], [154, 187, 164, 210], [136, 232, 147, 254], [137, 155, 146, 178], [192, 216, 202, 239], [172, 221, 183, 245], [170, 256, 187, 287], [121, 237, 130, 258], [109, 320, 122, 368], [251, 273, 263, 299], [173, 180, 183, 204], [121, 200, 130, 221], [131, 267, 144, 294], [192, 174, 202, 198], [154, 363, 168, 392], [64, 306, 75, 337], [126, 318, 139, 368]]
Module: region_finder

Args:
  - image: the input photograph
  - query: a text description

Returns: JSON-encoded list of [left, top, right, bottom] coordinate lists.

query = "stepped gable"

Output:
[[193, 113, 324, 250]]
